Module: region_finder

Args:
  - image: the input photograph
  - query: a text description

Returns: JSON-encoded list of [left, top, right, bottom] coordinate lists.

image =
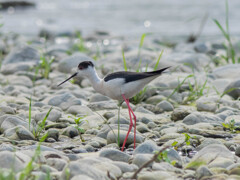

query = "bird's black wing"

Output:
[[104, 67, 170, 83]]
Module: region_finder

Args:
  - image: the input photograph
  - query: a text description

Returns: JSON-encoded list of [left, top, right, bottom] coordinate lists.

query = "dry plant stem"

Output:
[[131, 146, 170, 179]]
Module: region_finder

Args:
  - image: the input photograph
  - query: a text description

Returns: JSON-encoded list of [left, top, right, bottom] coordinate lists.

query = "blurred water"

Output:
[[1, 0, 240, 40]]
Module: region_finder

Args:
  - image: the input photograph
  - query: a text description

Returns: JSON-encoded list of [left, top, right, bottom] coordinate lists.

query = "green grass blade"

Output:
[[28, 97, 32, 130], [122, 48, 128, 71], [213, 19, 229, 40], [41, 107, 53, 128], [154, 50, 164, 70], [225, 0, 229, 33]]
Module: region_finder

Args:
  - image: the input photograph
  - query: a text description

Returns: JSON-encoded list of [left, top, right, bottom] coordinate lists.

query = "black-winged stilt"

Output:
[[58, 61, 170, 151]]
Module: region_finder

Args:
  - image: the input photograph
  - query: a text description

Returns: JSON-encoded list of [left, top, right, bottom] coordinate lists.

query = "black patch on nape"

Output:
[[78, 61, 94, 70]]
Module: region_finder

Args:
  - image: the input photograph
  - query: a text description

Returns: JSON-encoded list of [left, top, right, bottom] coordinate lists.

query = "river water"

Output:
[[1, 0, 240, 41]]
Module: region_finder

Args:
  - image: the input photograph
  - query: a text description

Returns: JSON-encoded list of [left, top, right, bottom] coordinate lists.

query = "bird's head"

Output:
[[58, 61, 94, 86]]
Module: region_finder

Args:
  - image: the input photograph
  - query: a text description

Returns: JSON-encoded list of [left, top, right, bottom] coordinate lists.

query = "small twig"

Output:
[[131, 146, 170, 179]]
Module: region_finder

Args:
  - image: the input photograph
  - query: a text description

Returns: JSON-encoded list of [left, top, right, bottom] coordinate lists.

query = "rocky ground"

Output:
[[0, 31, 240, 180]]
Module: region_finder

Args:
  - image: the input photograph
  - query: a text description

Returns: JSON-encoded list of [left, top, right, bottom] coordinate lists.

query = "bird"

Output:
[[58, 61, 170, 151]]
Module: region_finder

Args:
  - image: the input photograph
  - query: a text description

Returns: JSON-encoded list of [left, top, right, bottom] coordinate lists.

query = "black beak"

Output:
[[57, 72, 78, 87]]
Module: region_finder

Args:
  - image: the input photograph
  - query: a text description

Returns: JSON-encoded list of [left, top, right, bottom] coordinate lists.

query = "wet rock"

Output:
[[3, 46, 39, 65], [224, 79, 240, 99], [46, 93, 81, 111], [183, 112, 223, 125], [107, 130, 144, 147], [99, 149, 130, 162], [58, 53, 94, 73], [0, 151, 26, 172], [155, 100, 174, 112], [34, 109, 62, 122], [133, 140, 158, 154]]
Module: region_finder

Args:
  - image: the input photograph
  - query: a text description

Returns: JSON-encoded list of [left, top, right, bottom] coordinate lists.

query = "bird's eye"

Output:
[[79, 66, 83, 70]]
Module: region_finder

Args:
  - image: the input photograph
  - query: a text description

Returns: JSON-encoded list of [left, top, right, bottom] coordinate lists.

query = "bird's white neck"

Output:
[[86, 69, 104, 93]]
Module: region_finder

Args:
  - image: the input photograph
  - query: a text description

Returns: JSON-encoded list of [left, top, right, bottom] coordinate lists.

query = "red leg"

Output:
[[121, 94, 136, 151], [128, 107, 137, 149]]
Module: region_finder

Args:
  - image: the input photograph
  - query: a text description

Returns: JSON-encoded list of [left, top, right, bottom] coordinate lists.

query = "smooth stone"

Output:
[[155, 100, 174, 112], [145, 95, 165, 105], [167, 149, 182, 167], [87, 101, 118, 111], [208, 156, 234, 169], [72, 147, 88, 153], [225, 115, 240, 126], [108, 116, 129, 125], [3, 45, 39, 64], [89, 93, 111, 102], [133, 140, 158, 154], [81, 115, 104, 129], [107, 130, 144, 147], [0, 151, 26, 172], [46, 129, 59, 141], [186, 144, 237, 170], [171, 106, 195, 121], [210, 64, 240, 79], [224, 79, 240, 99], [182, 112, 223, 125], [132, 154, 153, 167], [138, 170, 177, 180], [58, 53, 94, 73], [0, 143, 15, 152], [188, 128, 232, 138], [217, 110, 236, 120], [196, 138, 222, 151], [34, 109, 62, 122], [62, 126, 79, 138], [194, 43, 208, 53], [71, 175, 94, 180], [99, 149, 130, 163], [147, 122, 157, 129], [60, 161, 108, 180], [152, 162, 183, 173], [1, 62, 34, 75], [0, 105, 16, 115], [66, 105, 94, 115], [1, 116, 29, 133], [235, 146, 240, 157], [46, 158, 67, 171], [84, 144, 95, 152], [196, 165, 213, 180], [137, 124, 150, 133], [46, 93, 82, 111], [135, 106, 154, 115], [7, 75, 33, 88], [112, 161, 138, 173], [196, 97, 217, 112]]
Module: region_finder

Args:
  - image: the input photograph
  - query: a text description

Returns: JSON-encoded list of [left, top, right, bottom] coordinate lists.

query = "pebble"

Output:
[[99, 149, 130, 162], [224, 78, 240, 99], [155, 100, 174, 112], [34, 109, 62, 122], [62, 126, 79, 138], [133, 140, 158, 154]]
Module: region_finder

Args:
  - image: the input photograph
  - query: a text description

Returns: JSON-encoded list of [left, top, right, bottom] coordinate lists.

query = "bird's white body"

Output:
[[86, 69, 158, 101]]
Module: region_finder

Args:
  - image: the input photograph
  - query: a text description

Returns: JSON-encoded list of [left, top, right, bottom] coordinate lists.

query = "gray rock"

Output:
[[196, 138, 222, 151], [0, 143, 15, 152], [3, 46, 39, 65], [186, 144, 237, 170], [225, 115, 240, 126], [224, 79, 240, 99], [135, 106, 154, 114], [1, 116, 29, 133], [196, 165, 213, 180], [107, 130, 143, 147], [46, 129, 59, 141], [7, 75, 33, 88], [146, 95, 165, 105], [89, 93, 111, 102], [136, 124, 150, 133], [46, 93, 81, 111], [87, 101, 118, 111], [112, 161, 138, 173], [194, 43, 208, 53], [171, 106, 195, 121], [0, 151, 26, 172], [217, 110, 236, 120], [84, 144, 95, 152], [182, 112, 223, 125], [108, 116, 129, 125], [46, 158, 67, 171], [137, 171, 178, 180], [72, 147, 88, 153], [66, 105, 94, 115], [1, 62, 34, 75], [34, 109, 62, 122], [0, 105, 15, 115], [58, 53, 94, 73], [4, 125, 35, 140], [62, 126, 79, 138], [61, 161, 108, 180], [155, 100, 174, 112], [133, 140, 158, 154], [167, 149, 182, 167], [152, 162, 183, 173], [234, 146, 240, 157], [147, 122, 157, 129], [99, 148, 130, 162], [71, 175, 94, 180], [210, 64, 240, 79], [132, 154, 152, 167], [196, 97, 217, 112]]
